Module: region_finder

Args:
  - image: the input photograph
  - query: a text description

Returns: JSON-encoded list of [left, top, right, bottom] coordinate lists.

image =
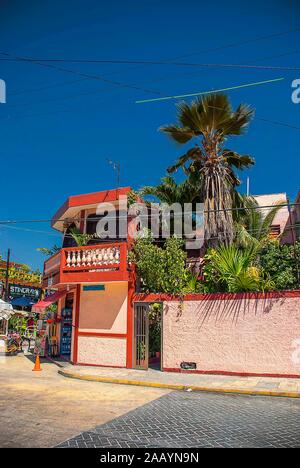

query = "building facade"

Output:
[[41, 187, 136, 368]]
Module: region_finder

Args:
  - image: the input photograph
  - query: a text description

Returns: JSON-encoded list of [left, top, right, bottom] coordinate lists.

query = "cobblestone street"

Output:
[[1, 354, 299, 448], [0, 355, 168, 448], [58, 391, 300, 448]]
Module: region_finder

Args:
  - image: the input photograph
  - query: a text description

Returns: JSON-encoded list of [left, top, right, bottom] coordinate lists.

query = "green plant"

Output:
[[258, 240, 298, 290], [160, 93, 254, 246], [69, 227, 93, 246], [129, 233, 200, 294], [0, 264, 42, 284], [202, 244, 269, 293], [234, 196, 285, 248], [140, 176, 200, 205], [149, 303, 162, 354], [37, 245, 61, 257]]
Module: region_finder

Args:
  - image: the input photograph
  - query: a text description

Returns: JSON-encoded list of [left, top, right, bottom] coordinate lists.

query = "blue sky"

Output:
[[0, 0, 299, 269]]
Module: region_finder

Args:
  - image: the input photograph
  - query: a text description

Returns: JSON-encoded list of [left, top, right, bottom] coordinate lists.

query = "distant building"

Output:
[[253, 193, 292, 243]]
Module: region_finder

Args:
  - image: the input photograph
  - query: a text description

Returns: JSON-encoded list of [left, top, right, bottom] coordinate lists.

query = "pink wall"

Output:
[[162, 294, 300, 377], [76, 281, 128, 367], [77, 335, 127, 367], [79, 282, 128, 333]]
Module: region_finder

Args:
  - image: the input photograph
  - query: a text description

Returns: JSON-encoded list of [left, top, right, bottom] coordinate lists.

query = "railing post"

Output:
[[120, 243, 127, 274]]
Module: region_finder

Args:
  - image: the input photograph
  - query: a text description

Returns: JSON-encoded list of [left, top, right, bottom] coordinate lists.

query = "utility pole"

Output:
[[107, 159, 121, 188], [4, 248, 10, 302], [246, 177, 250, 197]]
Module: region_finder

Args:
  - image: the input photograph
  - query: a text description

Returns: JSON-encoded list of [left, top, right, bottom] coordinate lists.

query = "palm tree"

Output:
[[139, 176, 200, 239], [69, 227, 93, 246], [139, 175, 199, 205], [160, 93, 254, 246], [234, 196, 285, 248]]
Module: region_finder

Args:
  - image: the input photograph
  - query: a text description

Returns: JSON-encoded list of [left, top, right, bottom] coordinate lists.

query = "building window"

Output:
[[270, 225, 281, 237]]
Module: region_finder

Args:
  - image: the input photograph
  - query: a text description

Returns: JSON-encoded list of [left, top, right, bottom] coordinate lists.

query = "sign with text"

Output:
[[8, 284, 41, 300]]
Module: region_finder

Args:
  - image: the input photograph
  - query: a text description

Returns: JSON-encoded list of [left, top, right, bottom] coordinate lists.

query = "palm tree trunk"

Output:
[[202, 162, 234, 247]]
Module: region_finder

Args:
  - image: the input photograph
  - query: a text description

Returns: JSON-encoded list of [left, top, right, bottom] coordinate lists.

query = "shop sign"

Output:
[[83, 285, 105, 291], [8, 284, 41, 299]]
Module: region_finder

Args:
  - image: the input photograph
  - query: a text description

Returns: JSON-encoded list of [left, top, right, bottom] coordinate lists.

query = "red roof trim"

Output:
[[52, 187, 132, 227]]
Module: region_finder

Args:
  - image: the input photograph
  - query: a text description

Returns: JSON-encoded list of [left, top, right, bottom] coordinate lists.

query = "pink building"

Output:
[[40, 187, 137, 368], [39, 187, 299, 372], [254, 192, 292, 243]]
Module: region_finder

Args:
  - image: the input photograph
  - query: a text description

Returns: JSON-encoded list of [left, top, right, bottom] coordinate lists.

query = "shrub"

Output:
[[129, 234, 199, 294]]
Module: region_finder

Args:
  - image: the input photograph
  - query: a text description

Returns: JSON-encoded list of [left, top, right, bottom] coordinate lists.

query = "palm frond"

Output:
[[222, 150, 255, 169], [167, 147, 203, 174], [159, 125, 193, 144]]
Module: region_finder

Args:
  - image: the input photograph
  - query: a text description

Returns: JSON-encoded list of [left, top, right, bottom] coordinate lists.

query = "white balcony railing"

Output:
[[64, 245, 120, 269]]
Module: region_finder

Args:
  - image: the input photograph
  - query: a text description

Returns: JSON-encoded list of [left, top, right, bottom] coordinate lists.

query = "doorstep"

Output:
[[57, 364, 300, 398]]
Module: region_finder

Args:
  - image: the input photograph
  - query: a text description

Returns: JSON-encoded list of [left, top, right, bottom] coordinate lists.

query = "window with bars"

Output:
[[270, 225, 281, 237]]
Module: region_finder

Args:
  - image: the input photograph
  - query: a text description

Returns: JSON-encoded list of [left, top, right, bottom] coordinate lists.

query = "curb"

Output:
[[58, 369, 300, 399]]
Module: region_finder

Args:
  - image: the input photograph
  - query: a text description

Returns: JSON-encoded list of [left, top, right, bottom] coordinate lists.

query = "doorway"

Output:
[[59, 294, 74, 359], [133, 302, 162, 370]]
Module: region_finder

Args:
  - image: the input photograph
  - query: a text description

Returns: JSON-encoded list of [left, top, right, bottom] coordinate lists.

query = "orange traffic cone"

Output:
[[32, 354, 42, 372]]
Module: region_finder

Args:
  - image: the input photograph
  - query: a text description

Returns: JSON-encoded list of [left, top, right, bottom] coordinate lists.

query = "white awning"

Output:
[[0, 299, 14, 320]]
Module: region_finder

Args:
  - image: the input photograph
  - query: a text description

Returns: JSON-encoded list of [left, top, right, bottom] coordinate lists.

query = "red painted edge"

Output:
[[162, 368, 300, 379], [126, 267, 136, 369], [52, 187, 132, 228], [134, 289, 300, 302], [72, 284, 81, 365], [75, 362, 126, 369], [78, 332, 126, 338]]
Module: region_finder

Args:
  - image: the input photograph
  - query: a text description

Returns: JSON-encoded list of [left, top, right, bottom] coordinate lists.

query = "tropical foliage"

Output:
[[69, 227, 93, 246], [140, 175, 200, 205], [160, 93, 254, 246], [129, 234, 201, 294], [258, 240, 299, 290], [0, 262, 41, 285], [234, 196, 284, 248], [37, 245, 61, 257], [202, 244, 274, 293]]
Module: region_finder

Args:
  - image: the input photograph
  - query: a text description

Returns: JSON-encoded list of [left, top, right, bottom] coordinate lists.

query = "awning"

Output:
[[0, 299, 15, 320], [32, 290, 67, 313], [10, 296, 36, 308]]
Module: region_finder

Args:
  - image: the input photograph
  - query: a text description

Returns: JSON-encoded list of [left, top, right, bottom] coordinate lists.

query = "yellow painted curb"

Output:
[[58, 370, 300, 399]]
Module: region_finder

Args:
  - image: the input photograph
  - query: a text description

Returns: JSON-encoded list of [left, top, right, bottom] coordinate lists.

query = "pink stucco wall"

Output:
[[162, 295, 300, 376], [79, 282, 128, 333], [77, 336, 127, 367], [76, 282, 128, 367]]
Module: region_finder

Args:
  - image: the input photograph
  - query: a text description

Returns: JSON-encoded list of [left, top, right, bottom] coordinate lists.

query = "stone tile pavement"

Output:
[[57, 391, 300, 448], [58, 363, 300, 397]]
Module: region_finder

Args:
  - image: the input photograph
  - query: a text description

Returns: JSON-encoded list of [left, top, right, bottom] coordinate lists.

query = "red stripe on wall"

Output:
[[126, 268, 136, 368], [78, 332, 126, 338], [162, 368, 300, 379], [134, 290, 300, 303], [72, 284, 81, 365]]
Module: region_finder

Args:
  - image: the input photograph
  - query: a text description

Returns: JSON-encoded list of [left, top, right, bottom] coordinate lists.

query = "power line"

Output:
[[0, 201, 298, 225], [4, 28, 300, 101], [173, 27, 300, 60], [3, 220, 300, 244], [2, 56, 300, 72], [0, 51, 162, 97], [256, 118, 300, 131], [135, 77, 285, 104]]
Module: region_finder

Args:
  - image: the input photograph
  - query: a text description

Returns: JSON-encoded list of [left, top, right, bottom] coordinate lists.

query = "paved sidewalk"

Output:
[[58, 364, 300, 398]]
